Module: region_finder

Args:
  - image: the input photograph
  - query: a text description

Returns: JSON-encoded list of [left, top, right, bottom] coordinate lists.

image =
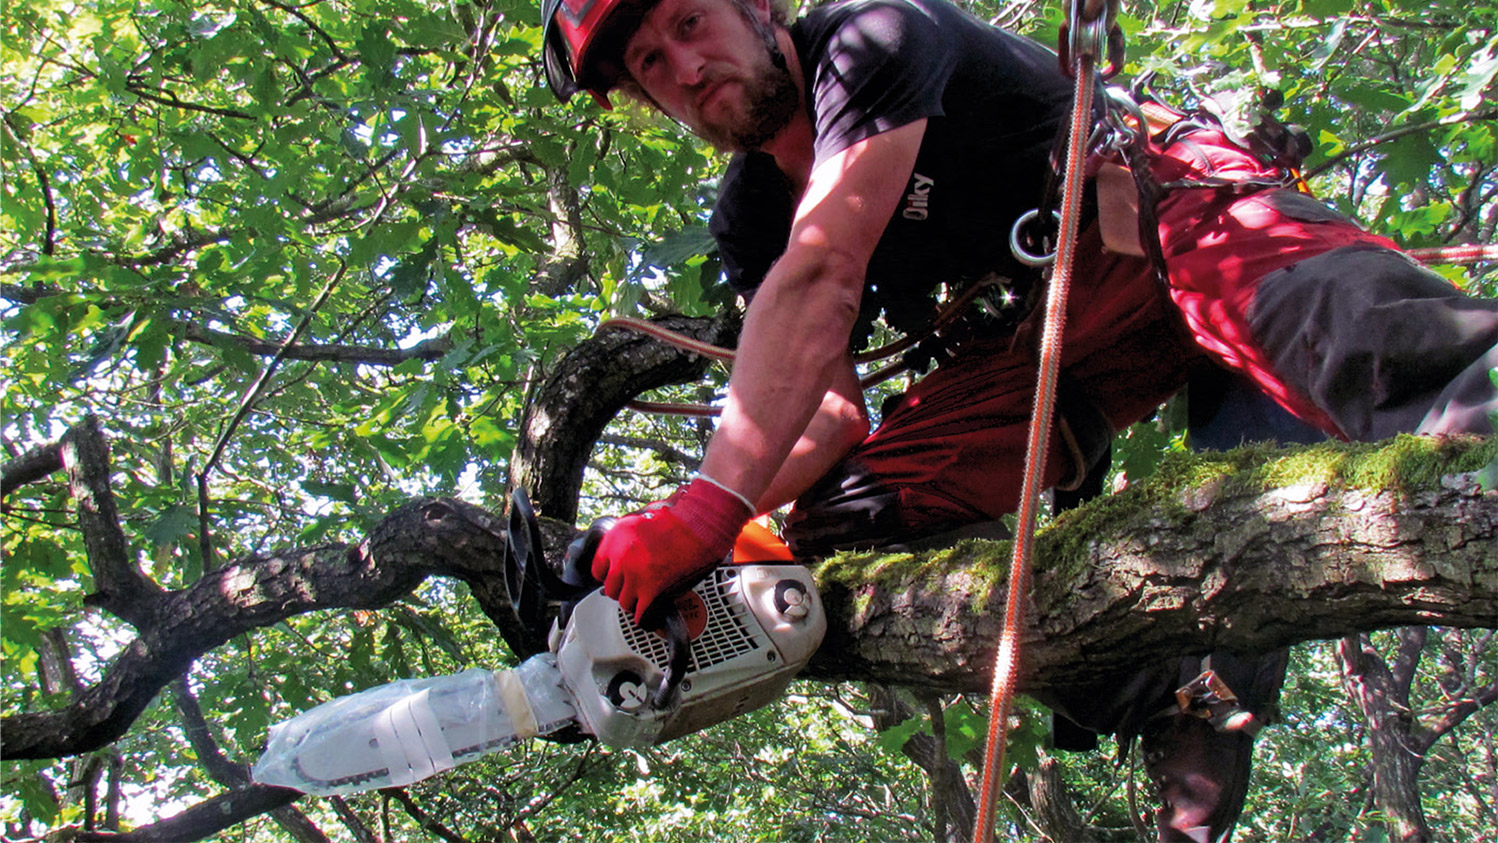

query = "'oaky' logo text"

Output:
[[902, 173, 934, 220]]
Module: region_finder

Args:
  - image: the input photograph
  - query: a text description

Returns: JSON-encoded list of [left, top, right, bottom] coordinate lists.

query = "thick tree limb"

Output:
[[6, 436, 1494, 764], [0, 498, 524, 760], [808, 436, 1498, 697], [510, 313, 738, 523]]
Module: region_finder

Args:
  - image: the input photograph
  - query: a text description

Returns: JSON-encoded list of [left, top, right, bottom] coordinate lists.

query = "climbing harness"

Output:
[[597, 274, 1016, 415]]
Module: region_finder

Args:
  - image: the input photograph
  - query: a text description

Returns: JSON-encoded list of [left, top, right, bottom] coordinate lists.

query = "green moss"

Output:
[[1040, 434, 1495, 573], [1251, 434, 1497, 493], [813, 435, 1495, 595], [813, 537, 1012, 613]]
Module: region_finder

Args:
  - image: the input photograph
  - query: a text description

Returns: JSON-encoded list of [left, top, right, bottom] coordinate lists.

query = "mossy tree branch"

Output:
[[5, 432, 1494, 764], [807, 435, 1498, 698]]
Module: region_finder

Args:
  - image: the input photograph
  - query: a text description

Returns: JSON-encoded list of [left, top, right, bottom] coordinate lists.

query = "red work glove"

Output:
[[591, 477, 754, 626]]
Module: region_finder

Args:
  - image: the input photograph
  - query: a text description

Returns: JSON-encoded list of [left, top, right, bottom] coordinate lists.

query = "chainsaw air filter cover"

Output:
[[555, 563, 826, 748]]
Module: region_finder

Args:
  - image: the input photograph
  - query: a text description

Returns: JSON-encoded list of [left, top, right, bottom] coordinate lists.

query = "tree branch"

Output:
[[510, 312, 739, 523], [2, 440, 64, 499], [62, 416, 165, 626], [123, 79, 255, 120], [383, 789, 469, 843], [171, 679, 331, 843], [1303, 108, 1498, 181], [0, 283, 453, 368], [1, 497, 519, 760], [179, 321, 455, 365], [7, 437, 1495, 764], [72, 785, 302, 843], [807, 436, 1498, 698]]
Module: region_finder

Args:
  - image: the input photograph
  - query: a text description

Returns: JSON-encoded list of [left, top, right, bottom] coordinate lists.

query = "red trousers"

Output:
[[785, 130, 1498, 556]]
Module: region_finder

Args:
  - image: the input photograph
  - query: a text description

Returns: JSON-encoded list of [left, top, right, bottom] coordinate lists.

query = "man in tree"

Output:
[[540, 0, 1498, 838]]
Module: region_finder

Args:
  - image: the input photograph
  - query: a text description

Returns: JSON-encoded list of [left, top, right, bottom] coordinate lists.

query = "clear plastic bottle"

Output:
[[252, 655, 576, 795]]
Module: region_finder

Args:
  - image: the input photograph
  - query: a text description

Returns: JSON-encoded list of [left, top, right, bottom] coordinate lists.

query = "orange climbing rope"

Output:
[[971, 1, 1120, 840]]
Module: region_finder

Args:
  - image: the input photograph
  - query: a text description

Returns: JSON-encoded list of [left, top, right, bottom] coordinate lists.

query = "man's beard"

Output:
[[696, 53, 799, 152]]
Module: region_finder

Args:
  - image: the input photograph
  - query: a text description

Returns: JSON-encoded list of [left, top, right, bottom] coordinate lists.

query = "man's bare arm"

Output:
[[699, 119, 927, 505], [753, 354, 868, 513]]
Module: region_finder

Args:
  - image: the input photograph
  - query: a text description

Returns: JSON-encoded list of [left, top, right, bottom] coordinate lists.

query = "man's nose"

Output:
[[662, 42, 706, 87]]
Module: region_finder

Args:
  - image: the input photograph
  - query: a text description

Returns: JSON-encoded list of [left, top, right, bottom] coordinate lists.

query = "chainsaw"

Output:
[[252, 489, 826, 796]]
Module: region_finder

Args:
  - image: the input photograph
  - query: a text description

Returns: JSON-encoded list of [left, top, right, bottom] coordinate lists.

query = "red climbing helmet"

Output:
[[542, 0, 649, 107]]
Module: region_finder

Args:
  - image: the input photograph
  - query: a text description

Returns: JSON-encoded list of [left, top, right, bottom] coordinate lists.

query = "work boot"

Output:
[[1141, 712, 1256, 843], [1138, 649, 1289, 843]]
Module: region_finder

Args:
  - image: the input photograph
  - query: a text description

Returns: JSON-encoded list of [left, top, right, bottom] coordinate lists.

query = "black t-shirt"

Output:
[[709, 0, 1072, 344]]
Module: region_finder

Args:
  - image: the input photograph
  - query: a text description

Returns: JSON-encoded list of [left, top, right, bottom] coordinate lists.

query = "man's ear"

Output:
[[742, 0, 774, 25]]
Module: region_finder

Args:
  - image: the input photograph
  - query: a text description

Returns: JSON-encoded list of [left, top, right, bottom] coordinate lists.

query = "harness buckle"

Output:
[[1175, 669, 1262, 735]]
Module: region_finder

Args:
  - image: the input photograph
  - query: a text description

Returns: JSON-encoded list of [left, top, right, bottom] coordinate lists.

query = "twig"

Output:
[[1303, 108, 1498, 181], [197, 262, 349, 568]]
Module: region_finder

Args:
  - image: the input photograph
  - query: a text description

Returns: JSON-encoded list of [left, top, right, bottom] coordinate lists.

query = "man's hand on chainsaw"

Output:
[[592, 477, 755, 626]]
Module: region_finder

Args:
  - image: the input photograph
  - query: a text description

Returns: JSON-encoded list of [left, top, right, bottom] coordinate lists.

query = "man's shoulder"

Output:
[[796, 0, 962, 37]]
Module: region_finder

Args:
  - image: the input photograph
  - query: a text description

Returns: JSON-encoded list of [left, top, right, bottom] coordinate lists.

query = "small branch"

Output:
[[384, 790, 468, 843], [37, 627, 82, 698], [178, 321, 454, 366], [123, 79, 255, 120], [164, 680, 335, 841], [1, 283, 452, 368], [171, 679, 250, 786], [1, 117, 59, 256], [1392, 627, 1427, 695], [1416, 678, 1498, 755], [1, 441, 64, 499], [328, 796, 380, 843], [1303, 108, 1498, 181], [72, 785, 302, 842], [260, 0, 347, 60], [198, 262, 349, 567], [595, 434, 701, 471]]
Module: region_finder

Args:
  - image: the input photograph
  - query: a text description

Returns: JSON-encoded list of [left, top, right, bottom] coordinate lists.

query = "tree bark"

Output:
[[71, 785, 303, 842], [1337, 631, 1431, 842], [509, 313, 737, 523], [5, 428, 1493, 765], [808, 437, 1498, 698]]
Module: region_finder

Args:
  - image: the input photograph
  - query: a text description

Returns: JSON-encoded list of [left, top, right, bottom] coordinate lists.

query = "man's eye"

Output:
[[680, 13, 700, 33]]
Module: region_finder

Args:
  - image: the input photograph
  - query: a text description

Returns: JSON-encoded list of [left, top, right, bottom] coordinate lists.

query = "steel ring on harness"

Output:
[[1010, 208, 1062, 267]]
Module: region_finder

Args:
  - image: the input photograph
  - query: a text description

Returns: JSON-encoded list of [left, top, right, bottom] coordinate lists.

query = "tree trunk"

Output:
[[4, 432, 1495, 763], [1336, 631, 1431, 842]]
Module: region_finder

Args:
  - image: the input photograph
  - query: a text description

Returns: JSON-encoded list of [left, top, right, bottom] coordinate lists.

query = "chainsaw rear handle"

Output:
[[652, 612, 692, 710]]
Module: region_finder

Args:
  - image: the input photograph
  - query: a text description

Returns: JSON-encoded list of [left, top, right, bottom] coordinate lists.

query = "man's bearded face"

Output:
[[621, 0, 799, 152]]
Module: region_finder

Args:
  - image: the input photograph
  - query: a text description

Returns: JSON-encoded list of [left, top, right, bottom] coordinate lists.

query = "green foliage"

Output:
[[2, 0, 1494, 839]]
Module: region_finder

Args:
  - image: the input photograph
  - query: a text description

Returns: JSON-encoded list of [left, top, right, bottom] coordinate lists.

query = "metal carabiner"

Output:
[[1009, 209, 1062, 267], [1100, 85, 1146, 151]]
